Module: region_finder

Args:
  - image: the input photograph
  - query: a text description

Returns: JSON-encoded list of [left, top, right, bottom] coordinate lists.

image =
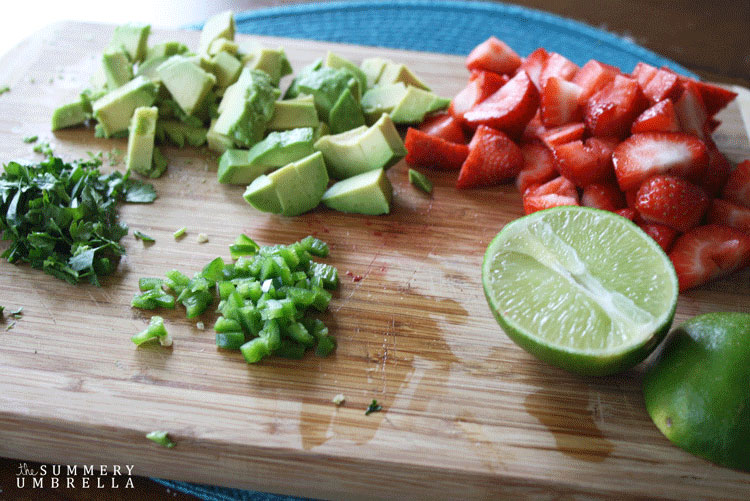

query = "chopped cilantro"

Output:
[[0, 306, 4, 317], [134, 230, 155, 243], [23, 135, 38, 144], [173, 227, 186, 239], [6, 321, 16, 331], [10, 307, 23, 318], [0, 86, 9, 95], [146, 430, 175, 448], [107, 148, 124, 166], [365, 399, 382, 415], [32, 141, 52, 155]]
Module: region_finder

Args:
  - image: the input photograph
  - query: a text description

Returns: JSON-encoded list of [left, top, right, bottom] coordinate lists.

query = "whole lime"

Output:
[[642, 312, 750, 471]]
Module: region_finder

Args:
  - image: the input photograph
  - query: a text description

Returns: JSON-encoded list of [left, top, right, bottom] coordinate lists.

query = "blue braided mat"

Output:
[[159, 2, 695, 499]]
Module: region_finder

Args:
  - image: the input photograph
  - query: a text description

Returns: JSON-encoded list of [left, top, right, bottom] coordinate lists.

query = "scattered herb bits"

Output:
[[408, 168, 432, 194], [146, 431, 175, 448], [365, 399, 382, 415], [173, 227, 187, 239], [131, 316, 172, 347], [134, 230, 155, 243]]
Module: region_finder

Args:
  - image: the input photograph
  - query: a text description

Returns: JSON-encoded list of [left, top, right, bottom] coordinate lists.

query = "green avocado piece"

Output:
[[360, 57, 388, 89], [135, 56, 169, 80], [51, 101, 90, 131], [102, 51, 133, 89], [243, 175, 282, 214], [198, 10, 235, 55], [324, 51, 366, 101], [107, 23, 150, 62], [390, 86, 451, 124], [322, 168, 392, 215], [314, 113, 406, 179], [328, 87, 365, 134], [284, 58, 323, 99], [209, 50, 242, 88], [377, 61, 431, 90], [294, 67, 358, 124], [242, 47, 293, 86], [156, 56, 217, 116], [267, 95, 319, 130], [156, 120, 207, 148], [361, 82, 408, 124], [144, 41, 189, 61], [207, 118, 234, 153], [208, 38, 239, 56], [92, 76, 158, 137], [126, 106, 158, 177]]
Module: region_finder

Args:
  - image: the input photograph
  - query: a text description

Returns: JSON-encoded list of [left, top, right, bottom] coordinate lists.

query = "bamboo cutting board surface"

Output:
[[0, 22, 748, 499]]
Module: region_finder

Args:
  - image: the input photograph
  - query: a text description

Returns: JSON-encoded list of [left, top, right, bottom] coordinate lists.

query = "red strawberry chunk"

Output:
[[584, 75, 648, 138], [642, 68, 681, 104], [449, 71, 507, 123], [405, 128, 469, 170], [540, 76, 583, 127], [517, 47, 549, 90], [691, 80, 738, 117], [708, 199, 750, 234], [522, 176, 579, 214], [418, 111, 467, 144], [521, 111, 546, 143], [539, 122, 586, 149], [517, 142, 557, 193], [699, 142, 732, 197], [466, 36, 522, 75], [582, 182, 626, 212], [631, 99, 680, 134], [669, 224, 750, 291], [463, 71, 540, 139], [722, 160, 750, 208], [637, 222, 679, 253], [631, 62, 658, 90], [616, 207, 637, 221], [675, 80, 709, 140], [456, 125, 523, 188], [634, 174, 709, 232], [552, 137, 615, 187], [573, 59, 620, 105], [612, 131, 709, 191], [539, 52, 579, 88]]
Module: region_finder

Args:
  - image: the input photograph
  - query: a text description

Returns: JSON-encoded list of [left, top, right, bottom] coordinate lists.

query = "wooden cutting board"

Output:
[[0, 22, 748, 500]]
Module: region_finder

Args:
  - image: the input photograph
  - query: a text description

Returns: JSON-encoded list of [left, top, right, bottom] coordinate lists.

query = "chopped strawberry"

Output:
[[405, 128, 469, 170], [539, 52, 579, 88], [517, 47, 549, 90], [625, 188, 639, 209], [552, 137, 614, 187], [466, 36, 522, 75], [584, 75, 648, 138], [572, 59, 620, 105], [706, 117, 722, 132], [539, 122, 586, 149], [675, 80, 709, 140], [456, 125, 523, 188], [642, 68, 681, 104], [691, 80, 738, 116], [463, 71, 540, 139], [418, 111, 467, 144], [669, 224, 750, 291], [517, 142, 557, 193], [722, 160, 750, 208], [699, 143, 732, 197], [522, 176, 579, 214], [611, 131, 709, 191], [540, 76, 583, 127], [448, 71, 508, 123], [521, 111, 546, 143], [631, 62, 658, 90], [582, 182, 626, 212], [634, 174, 709, 232], [616, 207, 637, 220], [708, 199, 750, 234], [630, 99, 680, 134], [637, 222, 679, 253]]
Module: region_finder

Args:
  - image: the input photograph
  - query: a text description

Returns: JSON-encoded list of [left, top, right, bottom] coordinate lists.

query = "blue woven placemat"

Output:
[[161, 2, 695, 499]]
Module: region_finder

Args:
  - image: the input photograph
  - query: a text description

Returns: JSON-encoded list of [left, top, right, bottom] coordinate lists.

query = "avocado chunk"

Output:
[[208, 38, 239, 56], [328, 87, 365, 133], [135, 56, 169, 80], [284, 58, 323, 99], [218, 127, 315, 184], [361, 82, 407, 124], [156, 56, 217, 116], [267, 95, 319, 130], [360, 57, 388, 89], [313, 113, 406, 179], [207, 118, 234, 153], [107, 23, 150, 62], [324, 51, 367, 101], [389, 86, 450, 123], [213, 68, 279, 147], [209, 50, 242, 88], [126, 106, 160, 177], [294, 67, 358, 124], [51, 101, 90, 131], [156, 120, 207, 148], [243, 151, 329, 216], [102, 51, 133, 89], [242, 47, 293, 86], [377, 60, 431, 90], [322, 168, 392, 215], [145, 41, 189, 61], [199, 10, 235, 55], [91, 76, 158, 137]]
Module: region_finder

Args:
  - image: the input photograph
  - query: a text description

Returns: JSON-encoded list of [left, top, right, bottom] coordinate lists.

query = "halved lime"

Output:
[[482, 206, 678, 376]]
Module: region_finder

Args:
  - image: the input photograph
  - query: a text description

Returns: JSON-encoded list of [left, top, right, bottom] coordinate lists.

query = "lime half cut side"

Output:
[[482, 206, 679, 376]]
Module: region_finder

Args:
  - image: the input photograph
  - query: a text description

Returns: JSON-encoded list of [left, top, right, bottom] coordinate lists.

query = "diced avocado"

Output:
[[208, 38, 239, 56], [213, 68, 279, 147], [324, 51, 366, 101], [156, 120, 207, 148], [135, 56, 169, 80], [313, 113, 406, 179], [267, 95, 319, 130], [145, 41, 189, 61], [156, 56, 217, 116], [207, 118, 234, 153], [92, 76, 158, 137], [209, 51, 242, 88], [151, 147, 168, 178], [90, 66, 108, 90], [314, 121, 330, 141], [295, 67, 358, 124], [242, 47, 293, 86], [408, 168, 433, 194], [51, 101, 89, 130], [377, 61, 431, 91], [107, 23, 150, 63], [102, 51, 133, 89], [360, 57, 388, 89], [322, 168, 392, 215], [284, 58, 323, 99], [199, 10, 235, 54], [361, 82, 407, 124], [389, 86, 450, 124], [328, 87, 365, 134], [243, 151, 328, 216], [126, 106, 159, 177]]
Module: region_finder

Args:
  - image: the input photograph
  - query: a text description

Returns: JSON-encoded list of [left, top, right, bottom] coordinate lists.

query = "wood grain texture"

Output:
[[0, 22, 748, 500]]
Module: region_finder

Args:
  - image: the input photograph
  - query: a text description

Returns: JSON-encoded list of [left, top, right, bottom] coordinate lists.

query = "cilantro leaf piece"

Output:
[[134, 230, 155, 243], [365, 399, 382, 416], [124, 179, 157, 203]]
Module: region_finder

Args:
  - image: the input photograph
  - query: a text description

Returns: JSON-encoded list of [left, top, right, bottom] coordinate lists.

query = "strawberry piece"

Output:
[[699, 143, 732, 197], [573, 59, 620, 105], [582, 182, 626, 212], [708, 199, 750, 234], [706, 117, 722, 132], [616, 207, 637, 220], [637, 222, 679, 253], [540, 76, 583, 127], [466, 36, 522, 75], [625, 188, 639, 209], [675, 80, 709, 140], [517, 142, 557, 193], [456, 125, 523, 188], [449, 71, 508, 123], [584, 75, 648, 138], [418, 111, 467, 144], [642, 68, 681, 104], [517, 47, 549, 90], [552, 137, 615, 187], [522, 176, 579, 214], [539, 52, 579, 88], [634, 174, 709, 232], [405, 128, 470, 170], [539, 122, 586, 149], [612, 131, 709, 191], [722, 160, 750, 208], [463, 71, 540, 139], [631, 62, 658, 90], [669, 224, 750, 291], [631, 99, 680, 133], [691, 80, 738, 117], [521, 111, 546, 143]]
